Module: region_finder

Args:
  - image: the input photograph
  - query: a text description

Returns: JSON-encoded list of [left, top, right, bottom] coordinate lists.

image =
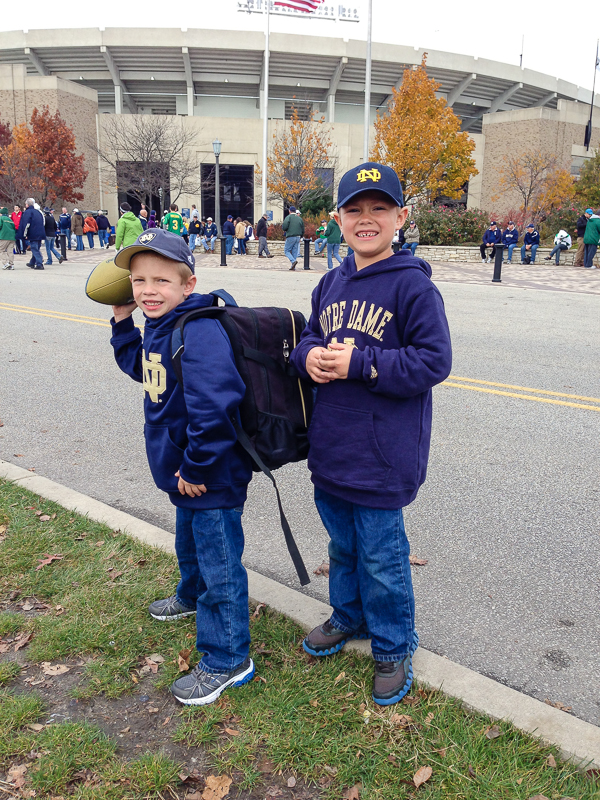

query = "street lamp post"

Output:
[[213, 138, 222, 236]]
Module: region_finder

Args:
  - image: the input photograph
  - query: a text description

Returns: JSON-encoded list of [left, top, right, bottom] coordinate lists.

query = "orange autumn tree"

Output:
[[258, 104, 336, 209], [0, 107, 87, 207], [495, 150, 574, 222], [371, 56, 477, 203]]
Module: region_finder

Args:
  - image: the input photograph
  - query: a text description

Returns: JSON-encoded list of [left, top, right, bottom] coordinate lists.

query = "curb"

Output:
[[1, 458, 599, 769]]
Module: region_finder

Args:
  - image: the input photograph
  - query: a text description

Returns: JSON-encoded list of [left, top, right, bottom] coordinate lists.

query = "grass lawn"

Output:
[[0, 477, 598, 800]]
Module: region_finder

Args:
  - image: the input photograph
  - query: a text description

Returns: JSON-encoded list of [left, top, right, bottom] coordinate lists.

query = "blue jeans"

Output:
[[60, 229, 71, 249], [76, 235, 84, 251], [188, 233, 197, 252], [284, 235, 301, 265], [98, 229, 109, 247], [314, 488, 415, 662], [86, 232, 95, 248], [401, 242, 418, 256], [315, 238, 326, 255], [175, 506, 250, 673], [521, 243, 538, 263], [44, 236, 62, 264], [504, 243, 517, 262], [28, 240, 43, 266], [237, 237, 246, 254], [548, 243, 567, 264], [327, 242, 343, 270], [225, 235, 234, 255], [203, 235, 217, 251], [584, 243, 597, 267]]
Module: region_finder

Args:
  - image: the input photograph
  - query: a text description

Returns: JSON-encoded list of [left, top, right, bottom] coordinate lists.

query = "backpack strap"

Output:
[[171, 305, 310, 587], [210, 289, 238, 307]]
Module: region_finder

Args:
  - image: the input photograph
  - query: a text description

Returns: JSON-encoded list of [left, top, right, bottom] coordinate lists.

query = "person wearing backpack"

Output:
[[109, 229, 255, 706]]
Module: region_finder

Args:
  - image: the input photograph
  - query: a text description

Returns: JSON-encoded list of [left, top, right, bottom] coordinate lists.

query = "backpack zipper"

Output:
[[288, 308, 308, 428]]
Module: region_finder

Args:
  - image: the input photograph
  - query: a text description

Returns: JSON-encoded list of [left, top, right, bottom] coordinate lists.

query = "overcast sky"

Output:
[[2, 0, 599, 92]]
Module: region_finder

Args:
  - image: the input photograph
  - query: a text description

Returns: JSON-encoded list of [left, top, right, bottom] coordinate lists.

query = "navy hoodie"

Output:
[[110, 293, 252, 509], [290, 251, 452, 509]]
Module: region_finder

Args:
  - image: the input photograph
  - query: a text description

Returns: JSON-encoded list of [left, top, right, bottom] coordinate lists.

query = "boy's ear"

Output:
[[184, 274, 197, 297], [397, 207, 409, 228]]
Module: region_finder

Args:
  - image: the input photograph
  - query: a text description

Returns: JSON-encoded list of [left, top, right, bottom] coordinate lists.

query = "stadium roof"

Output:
[[0, 28, 594, 132]]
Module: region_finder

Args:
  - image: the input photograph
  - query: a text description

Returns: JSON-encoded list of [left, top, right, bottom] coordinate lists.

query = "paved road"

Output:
[[1, 250, 599, 724]]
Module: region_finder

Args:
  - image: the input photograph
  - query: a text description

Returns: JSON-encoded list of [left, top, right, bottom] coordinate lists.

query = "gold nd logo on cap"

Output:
[[356, 168, 381, 183]]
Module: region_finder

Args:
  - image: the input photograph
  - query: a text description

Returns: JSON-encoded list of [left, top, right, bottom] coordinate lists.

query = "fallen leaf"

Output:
[[252, 603, 266, 618], [323, 766, 338, 776], [309, 699, 318, 707], [186, 792, 203, 800], [38, 515, 51, 522], [143, 658, 159, 674], [390, 713, 413, 727], [544, 699, 573, 713], [7, 764, 28, 788], [41, 663, 70, 675], [13, 632, 33, 651], [162, 716, 171, 726], [409, 555, 428, 566], [27, 724, 44, 732], [287, 777, 296, 788], [202, 774, 232, 800], [546, 754, 557, 768], [147, 706, 159, 713], [120, 726, 130, 733], [413, 766, 433, 788], [148, 653, 165, 664], [21, 602, 34, 611], [178, 648, 192, 672], [35, 554, 64, 571], [224, 727, 240, 736], [425, 712, 434, 726], [468, 764, 476, 777], [254, 675, 267, 684], [8, 590, 20, 600], [527, 795, 550, 800], [334, 671, 346, 684], [95, 541, 105, 547], [342, 783, 361, 800], [517, 778, 523, 784], [313, 560, 329, 576], [14, 454, 24, 458], [485, 724, 502, 740], [55, 605, 65, 615]]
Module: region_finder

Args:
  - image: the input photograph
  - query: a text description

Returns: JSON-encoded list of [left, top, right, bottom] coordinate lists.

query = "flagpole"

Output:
[[261, 0, 271, 215], [585, 39, 599, 151], [363, 0, 372, 162]]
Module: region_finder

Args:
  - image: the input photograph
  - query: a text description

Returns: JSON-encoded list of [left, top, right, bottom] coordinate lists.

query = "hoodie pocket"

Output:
[[308, 402, 391, 490], [144, 424, 184, 492]]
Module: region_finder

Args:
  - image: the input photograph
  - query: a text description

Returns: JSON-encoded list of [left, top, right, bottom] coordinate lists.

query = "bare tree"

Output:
[[495, 151, 573, 218], [88, 116, 205, 210]]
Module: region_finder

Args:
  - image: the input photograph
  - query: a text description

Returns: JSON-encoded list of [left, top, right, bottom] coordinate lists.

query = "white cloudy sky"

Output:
[[1, 0, 599, 92]]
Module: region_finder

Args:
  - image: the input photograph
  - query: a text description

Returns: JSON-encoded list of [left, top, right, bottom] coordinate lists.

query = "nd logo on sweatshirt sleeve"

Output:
[[143, 351, 167, 402]]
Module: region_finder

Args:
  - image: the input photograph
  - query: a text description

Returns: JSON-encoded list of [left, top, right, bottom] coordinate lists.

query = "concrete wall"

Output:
[[479, 100, 600, 215], [0, 64, 100, 211]]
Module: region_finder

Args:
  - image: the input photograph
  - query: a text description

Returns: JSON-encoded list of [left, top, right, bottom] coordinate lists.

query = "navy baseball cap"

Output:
[[337, 162, 404, 209], [114, 228, 195, 274]]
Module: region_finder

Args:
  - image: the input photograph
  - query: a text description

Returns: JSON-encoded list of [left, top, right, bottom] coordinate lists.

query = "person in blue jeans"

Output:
[[283, 206, 305, 270], [324, 211, 343, 270], [501, 221, 519, 263], [222, 215, 235, 255], [109, 229, 254, 706], [43, 208, 64, 265], [96, 211, 111, 249], [401, 219, 419, 256], [521, 223, 540, 263], [17, 198, 45, 269], [291, 162, 452, 706]]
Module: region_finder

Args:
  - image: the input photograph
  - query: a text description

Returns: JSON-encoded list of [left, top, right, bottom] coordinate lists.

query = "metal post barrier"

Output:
[[303, 237, 311, 270], [60, 234, 67, 261], [220, 236, 227, 267], [492, 244, 504, 283]]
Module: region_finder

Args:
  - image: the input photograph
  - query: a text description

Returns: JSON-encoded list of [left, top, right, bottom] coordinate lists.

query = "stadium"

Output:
[[1, 22, 598, 221]]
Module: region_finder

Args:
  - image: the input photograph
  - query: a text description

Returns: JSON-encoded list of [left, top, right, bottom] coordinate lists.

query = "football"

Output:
[[85, 257, 134, 305]]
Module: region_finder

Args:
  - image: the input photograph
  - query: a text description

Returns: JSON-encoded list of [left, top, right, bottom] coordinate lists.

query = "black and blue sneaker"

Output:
[[303, 618, 369, 657], [148, 595, 196, 621], [171, 657, 255, 706], [372, 654, 414, 706]]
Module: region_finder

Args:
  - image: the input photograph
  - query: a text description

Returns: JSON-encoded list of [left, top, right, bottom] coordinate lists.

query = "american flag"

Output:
[[273, 0, 324, 11]]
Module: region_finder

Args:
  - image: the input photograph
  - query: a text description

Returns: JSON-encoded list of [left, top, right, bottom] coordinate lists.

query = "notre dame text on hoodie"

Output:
[[290, 251, 452, 509], [110, 293, 252, 509]]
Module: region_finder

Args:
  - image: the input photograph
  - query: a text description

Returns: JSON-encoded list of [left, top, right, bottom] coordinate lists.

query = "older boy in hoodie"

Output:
[[109, 229, 254, 706], [290, 163, 452, 706]]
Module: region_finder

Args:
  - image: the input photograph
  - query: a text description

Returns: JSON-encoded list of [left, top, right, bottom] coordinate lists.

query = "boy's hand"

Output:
[[306, 346, 337, 383], [112, 301, 138, 323], [175, 471, 207, 497], [319, 342, 354, 379]]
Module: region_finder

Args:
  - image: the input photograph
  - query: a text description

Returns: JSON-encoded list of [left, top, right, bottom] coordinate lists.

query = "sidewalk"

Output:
[[1, 458, 599, 771]]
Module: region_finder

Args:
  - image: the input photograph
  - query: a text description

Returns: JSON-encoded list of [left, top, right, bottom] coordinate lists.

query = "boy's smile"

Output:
[[337, 190, 408, 270], [130, 253, 196, 318]]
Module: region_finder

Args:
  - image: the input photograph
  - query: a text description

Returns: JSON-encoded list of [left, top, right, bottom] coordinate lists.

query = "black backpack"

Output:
[[171, 289, 314, 585]]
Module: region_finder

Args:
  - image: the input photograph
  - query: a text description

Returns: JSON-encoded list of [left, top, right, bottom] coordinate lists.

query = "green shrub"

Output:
[[540, 206, 580, 243], [411, 204, 490, 245]]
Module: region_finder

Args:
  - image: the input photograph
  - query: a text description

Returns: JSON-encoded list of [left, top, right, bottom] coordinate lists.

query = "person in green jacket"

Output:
[[324, 211, 342, 271], [583, 212, 600, 268], [0, 207, 16, 270], [115, 203, 144, 250], [282, 206, 305, 270]]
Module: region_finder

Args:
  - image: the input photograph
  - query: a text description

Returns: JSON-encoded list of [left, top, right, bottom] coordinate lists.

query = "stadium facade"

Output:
[[1, 27, 599, 222]]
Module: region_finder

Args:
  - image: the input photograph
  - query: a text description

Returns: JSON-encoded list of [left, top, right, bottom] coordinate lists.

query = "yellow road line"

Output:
[[443, 382, 600, 412], [449, 374, 600, 404], [0, 302, 111, 325], [0, 305, 111, 328]]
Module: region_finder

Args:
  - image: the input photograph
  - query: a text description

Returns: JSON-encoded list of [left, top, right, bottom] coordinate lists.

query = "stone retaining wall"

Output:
[[243, 240, 592, 265]]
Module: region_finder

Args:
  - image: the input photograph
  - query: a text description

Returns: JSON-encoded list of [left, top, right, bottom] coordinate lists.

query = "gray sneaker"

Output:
[[148, 595, 196, 621], [171, 657, 255, 706]]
